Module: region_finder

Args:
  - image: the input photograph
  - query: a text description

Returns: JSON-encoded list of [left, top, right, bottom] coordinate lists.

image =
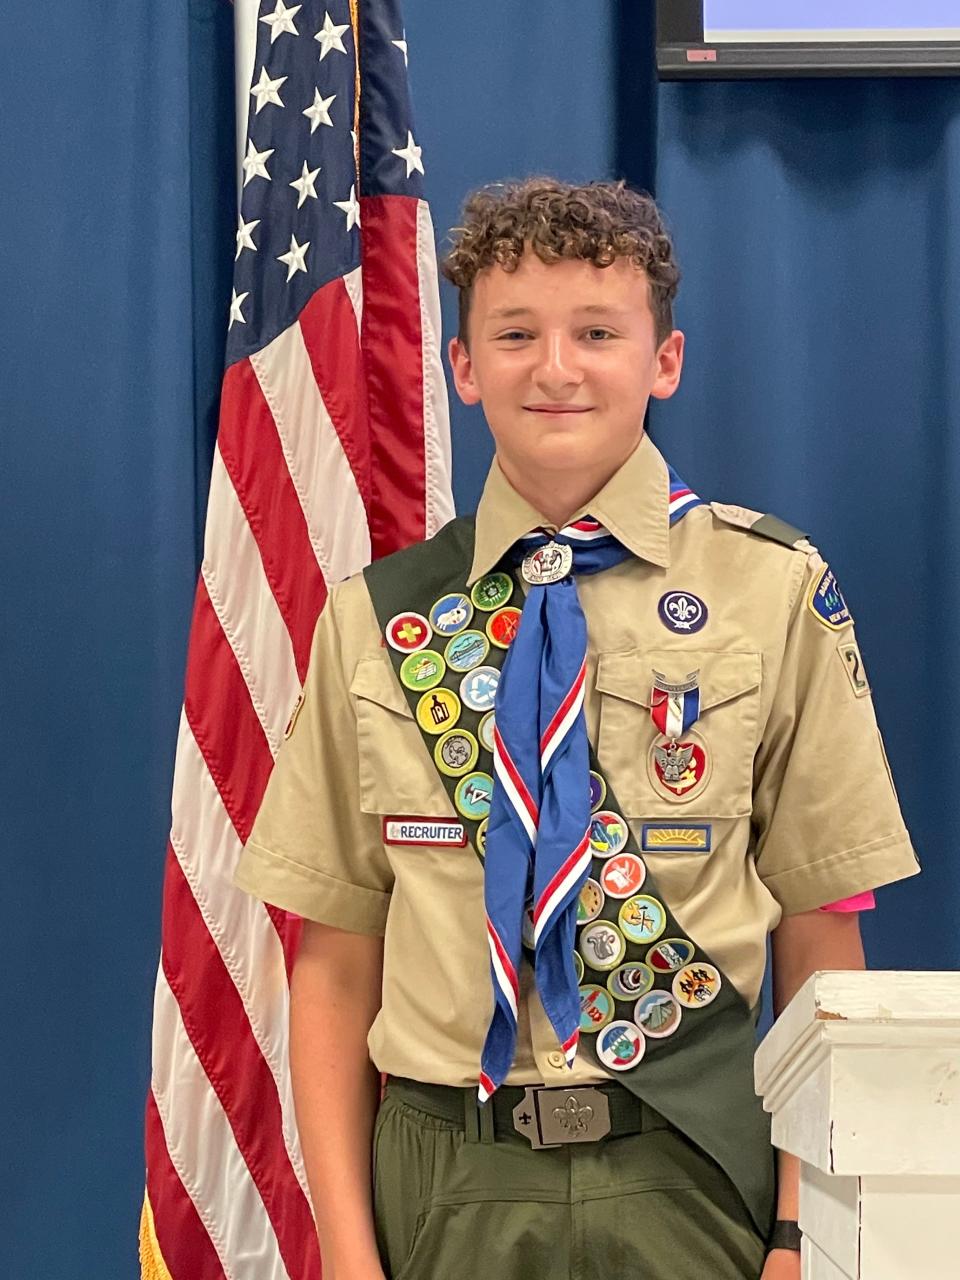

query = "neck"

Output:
[[496, 440, 641, 528]]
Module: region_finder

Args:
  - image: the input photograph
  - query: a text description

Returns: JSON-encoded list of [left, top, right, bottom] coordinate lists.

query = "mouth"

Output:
[[523, 405, 593, 415]]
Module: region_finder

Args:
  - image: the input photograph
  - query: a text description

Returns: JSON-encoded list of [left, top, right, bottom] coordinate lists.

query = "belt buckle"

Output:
[[511, 1086, 611, 1149]]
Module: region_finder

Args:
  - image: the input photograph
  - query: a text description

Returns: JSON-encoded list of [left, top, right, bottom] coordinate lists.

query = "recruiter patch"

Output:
[[382, 817, 467, 847], [808, 566, 852, 631]]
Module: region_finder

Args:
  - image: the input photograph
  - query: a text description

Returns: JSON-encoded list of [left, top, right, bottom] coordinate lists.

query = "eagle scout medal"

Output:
[[579, 984, 616, 1033], [650, 668, 701, 741], [588, 770, 606, 812], [416, 687, 461, 734], [607, 962, 654, 1001], [459, 665, 500, 712], [619, 895, 667, 945], [657, 590, 708, 634], [454, 771, 493, 821], [429, 592, 473, 636], [646, 938, 696, 973], [579, 921, 626, 971], [576, 878, 605, 924], [673, 963, 722, 1008], [597, 1020, 645, 1071], [807, 565, 852, 630], [521, 541, 573, 585], [599, 853, 646, 899], [470, 572, 513, 611], [634, 990, 683, 1039], [486, 606, 522, 649], [648, 731, 710, 802], [589, 810, 629, 856], [434, 729, 480, 777], [444, 630, 490, 672], [386, 611, 432, 653], [400, 649, 445, 692]]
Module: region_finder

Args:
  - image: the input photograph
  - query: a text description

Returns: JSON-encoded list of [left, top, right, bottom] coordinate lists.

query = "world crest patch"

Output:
[[808, 566, 852, 631]]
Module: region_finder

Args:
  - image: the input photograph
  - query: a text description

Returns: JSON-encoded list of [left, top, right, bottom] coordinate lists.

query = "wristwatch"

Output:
[[768, 1219, 802, 1253]]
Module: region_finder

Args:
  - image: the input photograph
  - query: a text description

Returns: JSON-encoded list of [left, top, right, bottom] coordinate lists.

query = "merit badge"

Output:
[[641, 824, 712, 853], [588, 771, 606, 813], [478, 711, 496, 754], [454, 771, 494, 821], [646, 938, 696, 973], [283, 690, 304, 740], [579, 984, 616, 1033], [607, 962, 654, 1002], [444, 630, 490, 673], [416, 687, 461, 734], [576, 878, 605, 925], [648, 731, 711, 803], [651, 668, 701, 741], [522, 903, 536, 950], [486, 606, 522, 649], [382, 818, 467, 847], [597, 1020, 645, 1071], [589, 810, 629, 856], [672, 963, 722, 1009], [838, 640, 870, 698], [578, 921, 626, 972], [521, 541, 573, 585], [634, 990, 682, 1040], [573, 949, 584, 983], [400, 649, 446, 692], [618, 895, 667, 946], [599, 853, 646, 899], [475, 818, 488, 858], [386, 611, 432, 653], [471, 572, 514, 612], [460, 665, 500, 712], [434, 729, 480, 778], [808, 566, 852, 631], [657, 590, 708, 635], [429, 592, 474, 637]]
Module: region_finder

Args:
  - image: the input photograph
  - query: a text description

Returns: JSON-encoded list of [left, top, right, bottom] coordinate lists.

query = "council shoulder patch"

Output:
[[808, 565, 852, 631]]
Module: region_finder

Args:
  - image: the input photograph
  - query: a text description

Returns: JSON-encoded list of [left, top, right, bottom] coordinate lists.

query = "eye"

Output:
[[585, 328, 614, 341], [496, 330, 530, 341]]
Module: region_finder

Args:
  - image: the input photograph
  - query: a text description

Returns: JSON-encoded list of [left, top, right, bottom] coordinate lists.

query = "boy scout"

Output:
[[234, 177, 919, 1280]]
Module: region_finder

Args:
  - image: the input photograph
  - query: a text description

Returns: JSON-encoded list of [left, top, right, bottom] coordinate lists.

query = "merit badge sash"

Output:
[[363, 516, 775, 1238]]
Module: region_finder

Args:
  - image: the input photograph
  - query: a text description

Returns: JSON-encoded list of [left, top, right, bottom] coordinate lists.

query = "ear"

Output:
[[649, 330, 685, 401], [448, 336, 482, 406]]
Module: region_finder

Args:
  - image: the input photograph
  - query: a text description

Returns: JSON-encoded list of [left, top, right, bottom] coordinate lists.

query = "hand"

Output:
[[761, 1248, 801, 1280]]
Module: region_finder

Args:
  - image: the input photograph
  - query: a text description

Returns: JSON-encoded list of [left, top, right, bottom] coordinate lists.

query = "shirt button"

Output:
[[547, 1050, 565, 1069]]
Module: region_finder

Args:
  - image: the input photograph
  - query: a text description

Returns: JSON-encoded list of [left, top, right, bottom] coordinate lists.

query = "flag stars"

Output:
[[303, 88, 336, 133], [392, 130, 424, 178], [315, 11, 349, 60], [242, 138, 274, 185], [250, 66, 287, 113], [333, 184, 361, 231], [392, 30, 408, 67], [278, 233, 310, 282], [235, 215, 260, 259], [259, 0, 301, 43], [290, 161, 321, 209], [229, 289, 249, 328]]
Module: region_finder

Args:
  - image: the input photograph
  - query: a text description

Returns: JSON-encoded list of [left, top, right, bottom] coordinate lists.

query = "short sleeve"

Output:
[[753, 552, 920, 915], [232, 582, 394, 934]]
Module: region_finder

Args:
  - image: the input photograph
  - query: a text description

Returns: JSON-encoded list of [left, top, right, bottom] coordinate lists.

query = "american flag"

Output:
[[140, 1, 453, 1275]]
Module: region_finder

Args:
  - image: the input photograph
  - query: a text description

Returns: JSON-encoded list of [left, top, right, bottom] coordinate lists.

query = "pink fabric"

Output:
[[819, 890, 876, 913]]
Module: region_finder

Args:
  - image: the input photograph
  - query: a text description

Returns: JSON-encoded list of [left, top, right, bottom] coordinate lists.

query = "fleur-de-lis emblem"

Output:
[[553, 1094, 595, 1135]]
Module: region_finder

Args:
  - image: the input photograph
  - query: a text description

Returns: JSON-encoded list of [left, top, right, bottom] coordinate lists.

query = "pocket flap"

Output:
[[596, 648, 761, 713], [349, 655, 414, 718]]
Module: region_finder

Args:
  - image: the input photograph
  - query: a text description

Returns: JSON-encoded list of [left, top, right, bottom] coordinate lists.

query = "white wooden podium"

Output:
[[755, 971, 960, 1279]]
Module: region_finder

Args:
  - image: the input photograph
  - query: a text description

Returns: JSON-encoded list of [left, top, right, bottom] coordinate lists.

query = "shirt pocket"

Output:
[[595, 648, 763, 819], [349, 656, 452, 816]]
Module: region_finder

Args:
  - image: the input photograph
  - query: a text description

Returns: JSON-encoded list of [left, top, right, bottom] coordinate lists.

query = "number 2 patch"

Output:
[[838, 641, 870, 698]]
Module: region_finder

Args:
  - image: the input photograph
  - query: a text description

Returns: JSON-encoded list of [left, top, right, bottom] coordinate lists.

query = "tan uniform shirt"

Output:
[[234, 435, 919, 1087]]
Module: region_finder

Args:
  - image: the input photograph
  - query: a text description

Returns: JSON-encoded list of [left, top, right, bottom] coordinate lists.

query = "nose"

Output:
[[533, 331, 584, 393]]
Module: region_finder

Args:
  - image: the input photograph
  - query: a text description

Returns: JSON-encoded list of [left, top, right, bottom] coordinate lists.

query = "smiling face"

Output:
[[448, 251, 684, 497]]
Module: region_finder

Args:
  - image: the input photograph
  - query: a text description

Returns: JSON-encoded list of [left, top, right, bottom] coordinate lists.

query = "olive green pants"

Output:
[[373, 1081, 766, 1280]]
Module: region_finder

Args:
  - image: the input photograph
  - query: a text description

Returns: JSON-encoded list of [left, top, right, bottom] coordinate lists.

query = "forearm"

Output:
[[289, 925, 385, 1279]]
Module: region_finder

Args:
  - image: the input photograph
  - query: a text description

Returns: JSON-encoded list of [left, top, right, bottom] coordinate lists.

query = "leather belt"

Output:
[[385, 1075, 670, 1150]]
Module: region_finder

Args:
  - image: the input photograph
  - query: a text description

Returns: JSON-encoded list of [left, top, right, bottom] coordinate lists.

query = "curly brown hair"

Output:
[[440, 176, 680, 348]]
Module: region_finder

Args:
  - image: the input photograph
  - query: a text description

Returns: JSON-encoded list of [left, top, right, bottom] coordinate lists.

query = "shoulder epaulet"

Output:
[[709, 502, 813, 552]]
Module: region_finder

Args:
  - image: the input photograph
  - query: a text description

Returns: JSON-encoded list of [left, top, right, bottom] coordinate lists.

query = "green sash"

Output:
[[364, 517, 775, 1238]]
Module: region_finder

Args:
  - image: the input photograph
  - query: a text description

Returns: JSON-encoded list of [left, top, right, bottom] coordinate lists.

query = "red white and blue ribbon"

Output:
[[651, 670, 701, 742], [479, 470, 703, 1102]]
